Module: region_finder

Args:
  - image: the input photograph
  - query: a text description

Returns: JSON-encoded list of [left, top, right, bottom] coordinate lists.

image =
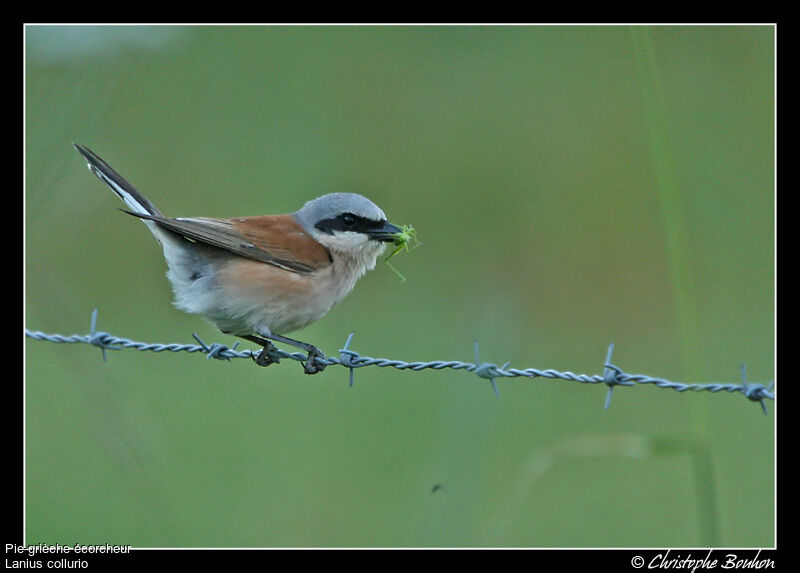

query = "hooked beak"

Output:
[[368, 221, 403, 243]]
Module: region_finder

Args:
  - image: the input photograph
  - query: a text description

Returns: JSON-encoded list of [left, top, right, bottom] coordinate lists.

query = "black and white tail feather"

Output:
[[72, 143, 191, 256], [72, 144, 162, 218]]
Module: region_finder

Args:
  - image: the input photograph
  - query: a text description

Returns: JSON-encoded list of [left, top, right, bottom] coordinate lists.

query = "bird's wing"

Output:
[[126, 212, 332, 274]]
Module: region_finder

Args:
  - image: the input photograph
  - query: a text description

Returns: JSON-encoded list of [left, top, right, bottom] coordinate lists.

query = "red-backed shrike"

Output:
[[73, 144, 401, 374]]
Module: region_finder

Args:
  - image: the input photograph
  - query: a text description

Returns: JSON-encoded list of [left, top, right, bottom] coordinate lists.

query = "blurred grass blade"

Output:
[[630, 27, 716, 544]]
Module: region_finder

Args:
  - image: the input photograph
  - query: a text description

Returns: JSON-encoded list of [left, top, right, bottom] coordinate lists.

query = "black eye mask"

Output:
[[315, 212, 385, 235]]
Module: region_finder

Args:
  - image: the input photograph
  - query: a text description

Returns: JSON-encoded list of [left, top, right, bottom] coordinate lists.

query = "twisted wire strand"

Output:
[[24, 310, 774, 412]]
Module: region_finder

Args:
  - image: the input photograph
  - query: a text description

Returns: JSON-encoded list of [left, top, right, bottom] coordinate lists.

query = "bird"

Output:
[[72, 144, 402, 374]]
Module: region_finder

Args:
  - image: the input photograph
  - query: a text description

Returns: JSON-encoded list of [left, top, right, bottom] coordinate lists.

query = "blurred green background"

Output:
[[24, 25, 774, 547]]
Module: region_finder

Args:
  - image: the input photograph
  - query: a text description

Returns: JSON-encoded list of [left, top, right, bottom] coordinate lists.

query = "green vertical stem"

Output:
[[630, 26, 718, 546], [689, 442, 720, 547]]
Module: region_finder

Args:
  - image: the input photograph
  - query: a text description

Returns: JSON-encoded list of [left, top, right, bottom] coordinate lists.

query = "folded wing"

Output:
[[126, 212, 332, 274]]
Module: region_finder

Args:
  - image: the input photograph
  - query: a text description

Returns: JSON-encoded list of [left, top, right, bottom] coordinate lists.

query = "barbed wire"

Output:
[[25, 310, 774, 413]]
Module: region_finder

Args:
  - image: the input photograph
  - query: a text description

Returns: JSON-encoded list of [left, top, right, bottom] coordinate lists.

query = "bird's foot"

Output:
[[303, 347, 327, 375], [253, 341, 281, 367]]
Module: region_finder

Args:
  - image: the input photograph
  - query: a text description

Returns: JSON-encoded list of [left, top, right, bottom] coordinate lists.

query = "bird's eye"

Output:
[[342, 213, 357, 227]]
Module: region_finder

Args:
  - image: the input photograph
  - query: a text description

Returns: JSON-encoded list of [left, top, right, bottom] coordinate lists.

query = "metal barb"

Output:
[[339, 332, 358, 388], [602, 343, 618, 410], [473, 341, 500, 397], [740, 364, 772, 415], [87, 308, 115, 362], [192, 333, 236, 361]]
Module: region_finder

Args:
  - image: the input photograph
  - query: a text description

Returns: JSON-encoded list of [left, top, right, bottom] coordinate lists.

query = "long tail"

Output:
[[73, 144, 162, 218]]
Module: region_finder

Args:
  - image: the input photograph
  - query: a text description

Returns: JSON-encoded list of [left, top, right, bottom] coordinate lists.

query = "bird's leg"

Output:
[[253, 329, 327, 375], [240, 334, 281, 367]]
